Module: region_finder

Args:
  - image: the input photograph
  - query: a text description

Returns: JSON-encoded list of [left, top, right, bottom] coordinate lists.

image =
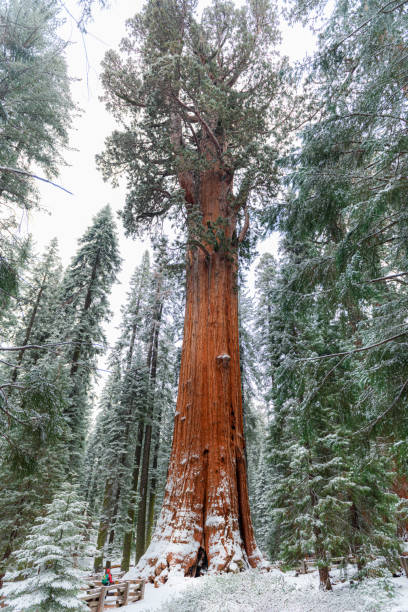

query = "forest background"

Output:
[[0, 0, 407, 607]]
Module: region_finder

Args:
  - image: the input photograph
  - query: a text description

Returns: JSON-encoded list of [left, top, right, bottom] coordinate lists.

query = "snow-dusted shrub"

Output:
[[2, 483, 93, 611], [154, 569, 396, 612]]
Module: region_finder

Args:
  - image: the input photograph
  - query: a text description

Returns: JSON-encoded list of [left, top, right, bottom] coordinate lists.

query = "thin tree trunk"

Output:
[[309, 484, 332, 591], [11, 275, 46, 383], [106, 487, 120, 553], [121, 421, 144, 571], [135, 289, 163, 563], [318, 565, 332, 590], [105, 293, 145, 566], [146, 405, 163, 548], [135, 425, 152, 564], [105, 276, 146, 549], [66, 250, 100, 471], [94, 479, 115, 571], [135, 164, 262, 583]]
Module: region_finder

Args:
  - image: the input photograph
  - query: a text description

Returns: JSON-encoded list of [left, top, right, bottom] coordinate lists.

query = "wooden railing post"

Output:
[[123, 581, 130, 605], [97, 586, 108, 612], [401, 556, 408, 578]]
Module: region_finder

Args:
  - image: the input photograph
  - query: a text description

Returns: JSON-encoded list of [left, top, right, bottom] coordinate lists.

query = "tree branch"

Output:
[[0, 359, 21, 368], [171, 94, 222, 156], [332, 0, 408, 50], [238, 206, 250, 243], [0, 166, 73, 195], [300, 331, 407, 361], [0, 341, 77, 352], [363, 272, 408, 283], [188, 239, 211, 261], [356, 377, 408, 435]]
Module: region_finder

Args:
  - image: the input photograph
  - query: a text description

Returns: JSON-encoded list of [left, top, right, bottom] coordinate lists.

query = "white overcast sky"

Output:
[[28, 0, 315, 362]]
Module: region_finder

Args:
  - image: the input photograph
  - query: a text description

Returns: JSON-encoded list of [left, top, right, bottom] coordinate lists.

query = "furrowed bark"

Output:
[[133, 157, 262, 583]]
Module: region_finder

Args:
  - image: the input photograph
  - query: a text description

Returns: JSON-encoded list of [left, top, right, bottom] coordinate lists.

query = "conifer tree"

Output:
[[0, 240, 64, 451], [91, 244, 182, 572], [281, 0, 408, 438], [92, 252, 152, 570], [61, 205, 121, 474], [0, 243, 70, 586], [0, 0, 73, 310], [258, 249, 402, 588], [8, 240, 63, 379], [2, 483, 91, 611], [97, 0, 296, 580]]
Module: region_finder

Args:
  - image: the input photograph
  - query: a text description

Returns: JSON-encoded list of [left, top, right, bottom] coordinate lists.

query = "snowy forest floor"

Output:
[[122, 568, 408, 612]]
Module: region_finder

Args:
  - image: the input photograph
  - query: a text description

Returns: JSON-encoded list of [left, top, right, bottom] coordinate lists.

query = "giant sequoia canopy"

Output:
[[98, 0, 290, 583]]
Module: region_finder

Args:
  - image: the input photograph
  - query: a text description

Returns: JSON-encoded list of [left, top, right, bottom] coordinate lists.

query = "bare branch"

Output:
[[356, 377, 408, 435], [364, 272, 408, 283], [300, 331, 408, 361], [0, 359, 21, 368], [0, 166, 73, 195], [188, 239, 211, 260], [0, 341, 76, 352], [0, 384, 24, 390]]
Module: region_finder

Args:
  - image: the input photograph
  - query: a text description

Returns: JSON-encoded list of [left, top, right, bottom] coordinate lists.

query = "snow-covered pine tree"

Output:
[[92, 252, 152, 570], [89, 244, 184, 572], [134, 258, 166, 564], [2, 483, 92, 611], [0, 242, 71, 586], [0, 0, 73, 314], [92, 359, 149, 571], [260, 247, 402, 588], [237, 284, 270, 555], [282, 0, 408, 447], [7, 240, 63, 381], [258, 0, 408, 578], [0, 240, 64, 459], [142, 267, 185, 558], [61, 205, 121, 475]]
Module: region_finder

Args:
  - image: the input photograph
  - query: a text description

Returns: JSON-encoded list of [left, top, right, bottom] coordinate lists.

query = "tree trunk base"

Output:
[[318, 566, 332, 590], [128, 509, 265, 586]]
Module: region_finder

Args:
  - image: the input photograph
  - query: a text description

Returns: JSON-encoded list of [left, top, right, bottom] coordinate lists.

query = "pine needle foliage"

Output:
[[3, 483, 92, 611]]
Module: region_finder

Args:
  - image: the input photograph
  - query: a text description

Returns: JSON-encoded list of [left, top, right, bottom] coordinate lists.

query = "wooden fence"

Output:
[[79, 579, 145, 610], [0, 579, 144, 611], [296, 555, 408, 576], [296, 556, 357, 574]]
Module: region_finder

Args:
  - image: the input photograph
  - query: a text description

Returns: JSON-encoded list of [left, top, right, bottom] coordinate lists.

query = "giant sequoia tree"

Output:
[[99, 0, 289, 581]]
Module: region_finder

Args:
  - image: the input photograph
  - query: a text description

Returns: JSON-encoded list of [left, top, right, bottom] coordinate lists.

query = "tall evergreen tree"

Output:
[[280, 0, 408, 439], [92, 252, 152, 571], [97, 0, 296, 580], [61, 205, 121, 474], [257, 249, 402, 588], [0, 242, 70, 586], [0, 0, 73, 312]]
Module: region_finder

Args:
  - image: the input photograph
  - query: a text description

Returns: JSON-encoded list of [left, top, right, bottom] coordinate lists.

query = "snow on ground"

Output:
[[122, 568, 408, 612]]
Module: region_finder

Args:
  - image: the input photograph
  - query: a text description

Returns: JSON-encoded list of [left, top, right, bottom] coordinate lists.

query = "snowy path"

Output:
[[121, 568, 408, 612]]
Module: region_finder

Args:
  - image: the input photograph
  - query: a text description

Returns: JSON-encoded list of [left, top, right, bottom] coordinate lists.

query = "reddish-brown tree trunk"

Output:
[[134, 166, 263, 583]]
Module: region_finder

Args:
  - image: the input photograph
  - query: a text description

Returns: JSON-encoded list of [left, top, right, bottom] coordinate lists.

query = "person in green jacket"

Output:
[[101, 567, 113, 586]]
